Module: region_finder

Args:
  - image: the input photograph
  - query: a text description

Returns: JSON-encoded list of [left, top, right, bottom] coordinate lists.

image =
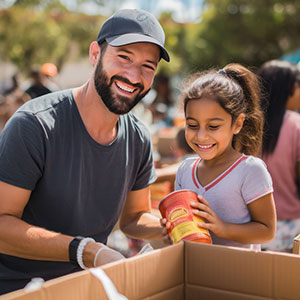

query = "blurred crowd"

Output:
[[0, 63, 60, 131], [1, 59, 300, 256]]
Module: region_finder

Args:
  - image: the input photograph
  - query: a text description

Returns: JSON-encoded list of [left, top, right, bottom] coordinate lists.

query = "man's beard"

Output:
[[94, 58, 151, 115]]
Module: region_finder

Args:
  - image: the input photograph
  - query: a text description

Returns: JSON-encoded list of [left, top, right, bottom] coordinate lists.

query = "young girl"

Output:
[[175, 63, 276, 250]]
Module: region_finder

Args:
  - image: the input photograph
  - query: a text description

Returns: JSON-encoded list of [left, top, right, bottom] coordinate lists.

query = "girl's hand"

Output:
[[160, 218, 173, 244], [190, 195, 226, 238]]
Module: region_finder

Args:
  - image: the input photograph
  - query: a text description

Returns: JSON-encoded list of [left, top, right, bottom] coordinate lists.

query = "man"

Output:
[[0, 8, 170, 295]]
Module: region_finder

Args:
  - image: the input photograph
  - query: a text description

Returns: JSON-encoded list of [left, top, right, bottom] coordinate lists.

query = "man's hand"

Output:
[[94, 246, 125, 267], [160, 218, 172, 244]]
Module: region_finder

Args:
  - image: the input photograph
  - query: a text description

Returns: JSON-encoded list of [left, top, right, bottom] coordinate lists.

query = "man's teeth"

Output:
[[116, 82, 134, 93]]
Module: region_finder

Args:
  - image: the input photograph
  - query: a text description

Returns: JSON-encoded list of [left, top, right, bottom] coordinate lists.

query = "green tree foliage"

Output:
[[1, 0, 300, 77], [0, 7, 67, 73], [0, 2, 105, 73], [184, 0, 300, 71]]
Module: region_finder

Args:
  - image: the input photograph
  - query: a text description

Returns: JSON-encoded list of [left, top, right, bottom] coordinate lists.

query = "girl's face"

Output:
[[185, 98, 244, 163]]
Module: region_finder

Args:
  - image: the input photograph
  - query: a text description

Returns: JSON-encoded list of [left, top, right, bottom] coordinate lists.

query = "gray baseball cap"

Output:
[[97, 9, 170, 62]]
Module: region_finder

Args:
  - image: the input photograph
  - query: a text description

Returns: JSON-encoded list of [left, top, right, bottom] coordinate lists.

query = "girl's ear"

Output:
[[233, 113, 245, 135]]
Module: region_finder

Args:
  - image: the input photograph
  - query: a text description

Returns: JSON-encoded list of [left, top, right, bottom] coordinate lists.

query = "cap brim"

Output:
[[106, 33, 170, 62]]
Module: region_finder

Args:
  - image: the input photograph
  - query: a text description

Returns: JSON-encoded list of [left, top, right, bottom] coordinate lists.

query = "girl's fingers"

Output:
[[197, 195, 210, 206], [190, 201, 210, 214], [193, 209, 212, 222], [197, 221, 210, 230]]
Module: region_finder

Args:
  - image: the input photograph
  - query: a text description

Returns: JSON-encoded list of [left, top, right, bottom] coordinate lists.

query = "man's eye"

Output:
[[143, 64, 155, 71], [119, 55, 130, 61]]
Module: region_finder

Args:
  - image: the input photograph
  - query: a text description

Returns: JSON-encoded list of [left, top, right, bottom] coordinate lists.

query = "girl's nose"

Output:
[[197, 128, 207, 139]]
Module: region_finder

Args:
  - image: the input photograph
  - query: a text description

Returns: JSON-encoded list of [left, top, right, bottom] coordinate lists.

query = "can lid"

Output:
[[158, 189, 197, 210]]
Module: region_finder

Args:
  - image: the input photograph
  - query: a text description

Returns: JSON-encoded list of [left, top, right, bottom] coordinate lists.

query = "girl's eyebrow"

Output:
[[186, 117, 196, 121], [186, 116, 225, 121]]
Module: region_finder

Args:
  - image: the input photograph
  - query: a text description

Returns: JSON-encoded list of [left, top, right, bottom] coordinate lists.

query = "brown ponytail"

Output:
[[223, 63, 263, 156]]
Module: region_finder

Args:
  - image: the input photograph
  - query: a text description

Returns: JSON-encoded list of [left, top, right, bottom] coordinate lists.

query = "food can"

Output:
[[159, 189, 212, 244]]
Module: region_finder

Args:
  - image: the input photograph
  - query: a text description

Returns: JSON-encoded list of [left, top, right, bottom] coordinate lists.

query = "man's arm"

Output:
[[0, 180, 72, 261], [119, 186, 166, 240], [0, 180, 124, 268]]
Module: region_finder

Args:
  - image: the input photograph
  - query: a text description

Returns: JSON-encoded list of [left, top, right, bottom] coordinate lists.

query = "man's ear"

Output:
[[233, 113, 245, 135], [89, 41, 100, 66]]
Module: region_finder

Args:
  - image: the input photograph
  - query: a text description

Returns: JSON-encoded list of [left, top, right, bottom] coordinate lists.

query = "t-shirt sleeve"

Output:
[[0, 111, 45, 190], [131, 128, 157, 191], [174, 160, 187, 191], [241, 158, 273, 205]]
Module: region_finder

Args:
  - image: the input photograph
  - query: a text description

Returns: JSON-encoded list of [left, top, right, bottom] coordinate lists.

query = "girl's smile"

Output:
[[196, 143, 216, 151], [185, 98, 244, 164]]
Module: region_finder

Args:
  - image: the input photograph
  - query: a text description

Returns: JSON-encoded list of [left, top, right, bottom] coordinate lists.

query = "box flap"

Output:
[[0, 289, 45, 300], [141, 285, 183, 300], [104, 242, 184, 300], [185, 241, 273, 298], [273, 251, 300, 300], [186, 284, 272, 300]]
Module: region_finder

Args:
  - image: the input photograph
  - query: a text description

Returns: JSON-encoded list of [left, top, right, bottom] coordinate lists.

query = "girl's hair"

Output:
[[176, 128, 194, 154], [257, 60, 300, 155], [182, 63, 263, 156]]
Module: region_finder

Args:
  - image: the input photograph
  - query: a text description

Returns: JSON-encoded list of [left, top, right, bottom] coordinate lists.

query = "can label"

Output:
[[167, 206, 209, 243], [159, 190, 212, 244], [169, 207, 189, 222]]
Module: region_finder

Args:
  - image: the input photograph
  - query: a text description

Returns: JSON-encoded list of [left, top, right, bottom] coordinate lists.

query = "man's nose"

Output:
[[124, 65, 142, 85]]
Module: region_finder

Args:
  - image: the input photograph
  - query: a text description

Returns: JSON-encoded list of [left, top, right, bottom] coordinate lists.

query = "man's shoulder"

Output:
[[19, 89, 73, 115], [121, 112, 151, 138]]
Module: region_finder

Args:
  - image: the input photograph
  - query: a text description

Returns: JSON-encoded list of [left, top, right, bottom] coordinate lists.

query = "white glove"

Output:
[[93, 245, 125, 267]]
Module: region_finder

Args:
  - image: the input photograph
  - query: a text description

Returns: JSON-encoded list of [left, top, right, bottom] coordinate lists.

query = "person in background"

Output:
[[154, 127, 195, 185], [0, 8, 170, 295], [24, 67, 53, 99], [257, 60, 300, 252], [173, 127, 195, 161], [41, 62, 61, 92], [0, 74, 27, 131], [173, 64, 276, 250]]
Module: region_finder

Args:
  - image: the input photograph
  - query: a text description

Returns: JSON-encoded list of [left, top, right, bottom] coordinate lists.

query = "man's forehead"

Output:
[[108, 42, 160, 60]]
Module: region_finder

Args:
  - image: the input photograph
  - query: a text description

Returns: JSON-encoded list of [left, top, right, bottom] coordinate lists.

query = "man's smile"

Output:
[[115, 80, 136, 93]]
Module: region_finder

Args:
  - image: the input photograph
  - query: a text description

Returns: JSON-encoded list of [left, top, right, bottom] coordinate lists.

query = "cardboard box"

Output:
[[2, 241, 300, 300], [293, 234, 300, 254]]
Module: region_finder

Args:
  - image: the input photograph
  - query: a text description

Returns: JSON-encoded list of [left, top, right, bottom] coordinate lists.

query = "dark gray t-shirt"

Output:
[[0, 89, 156, 292]]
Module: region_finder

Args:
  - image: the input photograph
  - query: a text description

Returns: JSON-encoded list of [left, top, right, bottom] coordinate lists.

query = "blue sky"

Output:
[[65, 0, 204, 23], [1, 0, 204, 23]]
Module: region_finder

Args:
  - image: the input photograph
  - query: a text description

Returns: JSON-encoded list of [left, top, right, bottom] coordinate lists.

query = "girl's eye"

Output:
[[209, 125, 220, 130], [187, 124, 198, 129]]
